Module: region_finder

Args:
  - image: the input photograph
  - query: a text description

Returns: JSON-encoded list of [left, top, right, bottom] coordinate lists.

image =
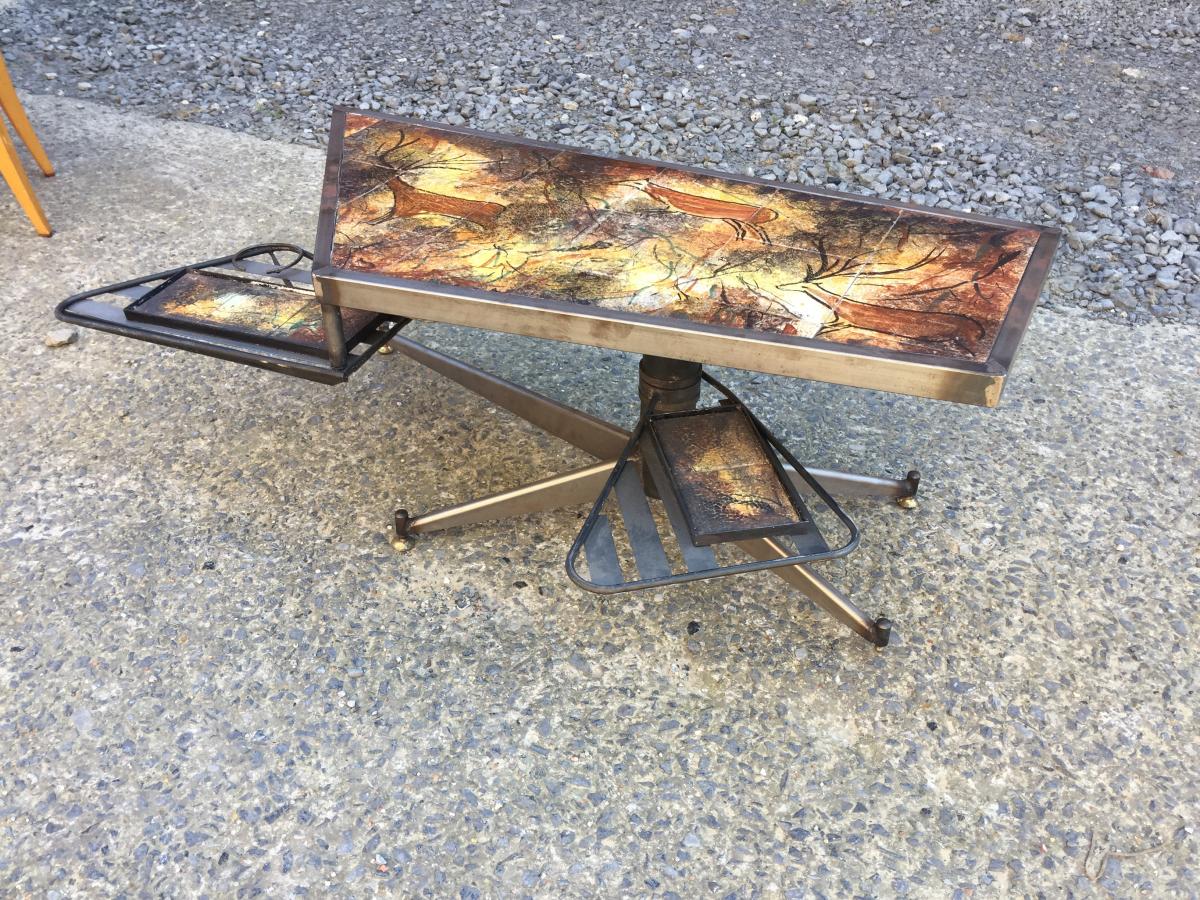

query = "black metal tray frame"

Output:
[[565, 372, 860, 595], [55, 244, 408, 384]]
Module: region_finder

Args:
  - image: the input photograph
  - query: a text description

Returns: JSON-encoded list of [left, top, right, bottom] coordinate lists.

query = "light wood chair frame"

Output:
[[0, 53, 54, 237]]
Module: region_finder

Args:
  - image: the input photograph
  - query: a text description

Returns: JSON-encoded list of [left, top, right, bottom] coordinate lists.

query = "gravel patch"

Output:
[[1, 0, 1198, 325]]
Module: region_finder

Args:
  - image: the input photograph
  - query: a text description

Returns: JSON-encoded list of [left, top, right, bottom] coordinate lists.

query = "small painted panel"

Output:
[[649, 406, 804, 545], [330, 114, 1042, 363], [126, 270, 378, 354]]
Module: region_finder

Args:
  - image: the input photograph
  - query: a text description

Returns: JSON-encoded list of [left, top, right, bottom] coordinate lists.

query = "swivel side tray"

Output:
[[56, 243, 408, 384], [567, 373, 870, 626]]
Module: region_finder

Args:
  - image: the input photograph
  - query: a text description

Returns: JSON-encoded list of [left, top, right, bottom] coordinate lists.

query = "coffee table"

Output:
[[57, 108, 1059, 648]]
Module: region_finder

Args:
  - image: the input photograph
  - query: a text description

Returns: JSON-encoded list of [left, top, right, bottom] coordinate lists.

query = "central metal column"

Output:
[[638, 356, 702, 414], [636, 356, 702, 499]]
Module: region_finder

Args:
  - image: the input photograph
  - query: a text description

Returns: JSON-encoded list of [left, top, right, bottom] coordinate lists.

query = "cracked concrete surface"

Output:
[[1, 97, 1197, 896]]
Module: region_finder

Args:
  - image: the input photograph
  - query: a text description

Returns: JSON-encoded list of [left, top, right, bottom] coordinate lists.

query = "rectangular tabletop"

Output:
[[313, 108, 1059, 406]]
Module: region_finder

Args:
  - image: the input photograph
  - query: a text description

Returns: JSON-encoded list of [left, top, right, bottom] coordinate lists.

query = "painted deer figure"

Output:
[[631, 179, 778, 242], [369, 176, 505, 228]]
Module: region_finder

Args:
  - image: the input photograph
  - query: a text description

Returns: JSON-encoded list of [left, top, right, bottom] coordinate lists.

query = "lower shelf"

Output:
[[566, 375, 861, 594]]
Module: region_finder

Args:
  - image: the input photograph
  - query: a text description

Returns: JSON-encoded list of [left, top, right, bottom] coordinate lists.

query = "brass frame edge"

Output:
[[314, 267, 1003, 406]]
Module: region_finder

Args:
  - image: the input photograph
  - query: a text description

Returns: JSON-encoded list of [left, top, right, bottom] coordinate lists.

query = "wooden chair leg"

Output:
[[0, 54, 54, 176], [0, 118, 52, 236]]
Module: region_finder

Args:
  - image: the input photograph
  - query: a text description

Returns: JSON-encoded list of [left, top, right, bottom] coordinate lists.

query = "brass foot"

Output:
[[377, 342, 395, 355], [388, 508, 415, 552], [388, 528, 415, 552], [895, 470, 920, 509]]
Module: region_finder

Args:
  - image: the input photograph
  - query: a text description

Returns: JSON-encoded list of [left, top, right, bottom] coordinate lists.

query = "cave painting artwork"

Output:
[[330, 113, 1042, 363], [127, 270, 377, 352]]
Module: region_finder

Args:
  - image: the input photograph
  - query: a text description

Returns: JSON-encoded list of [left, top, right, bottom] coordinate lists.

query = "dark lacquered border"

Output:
[[312, 106, 347, 290], [986, 227, 1062, 383]]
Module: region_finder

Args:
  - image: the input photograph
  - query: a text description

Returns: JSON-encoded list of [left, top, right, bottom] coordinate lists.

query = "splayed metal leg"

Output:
[[388, 335, 628, 460], [788, 465, 920, 504], [389, 461, 613, 550], [383, 338, 918, 502], [737, 536, 892, 647]]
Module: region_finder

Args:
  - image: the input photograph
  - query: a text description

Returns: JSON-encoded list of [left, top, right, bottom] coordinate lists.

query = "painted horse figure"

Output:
[[634, 180, 778, 242]]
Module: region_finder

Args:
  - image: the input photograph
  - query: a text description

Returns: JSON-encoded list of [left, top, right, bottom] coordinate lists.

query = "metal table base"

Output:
[[383, 336, 917, 647]]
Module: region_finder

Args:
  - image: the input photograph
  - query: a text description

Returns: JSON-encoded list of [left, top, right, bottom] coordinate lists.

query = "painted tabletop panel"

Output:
[[326, 113, 1043, 365]]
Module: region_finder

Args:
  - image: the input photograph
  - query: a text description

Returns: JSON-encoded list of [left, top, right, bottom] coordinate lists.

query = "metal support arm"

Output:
[[388, 335, 628, 460], [788, 465, 920, 503], [737, 537, 891, 647], [390, 460, 613, 549]]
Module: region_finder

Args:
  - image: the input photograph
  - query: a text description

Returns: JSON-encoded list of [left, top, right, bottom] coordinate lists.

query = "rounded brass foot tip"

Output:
[[896, 495, 919, 510], [387, 528, 416, 553], [377, 342, 395, 355]]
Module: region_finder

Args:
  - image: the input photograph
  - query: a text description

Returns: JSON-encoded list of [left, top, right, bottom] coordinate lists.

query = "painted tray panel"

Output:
[[126, 269, 380, 356], [648, 405, 810, 546]]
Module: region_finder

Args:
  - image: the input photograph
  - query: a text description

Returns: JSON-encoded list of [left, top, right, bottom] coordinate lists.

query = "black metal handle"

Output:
[[230, 243, 313, 275]]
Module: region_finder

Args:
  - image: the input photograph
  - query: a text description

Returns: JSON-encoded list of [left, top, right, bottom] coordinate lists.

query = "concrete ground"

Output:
[[1, 97, 1197, 897]]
